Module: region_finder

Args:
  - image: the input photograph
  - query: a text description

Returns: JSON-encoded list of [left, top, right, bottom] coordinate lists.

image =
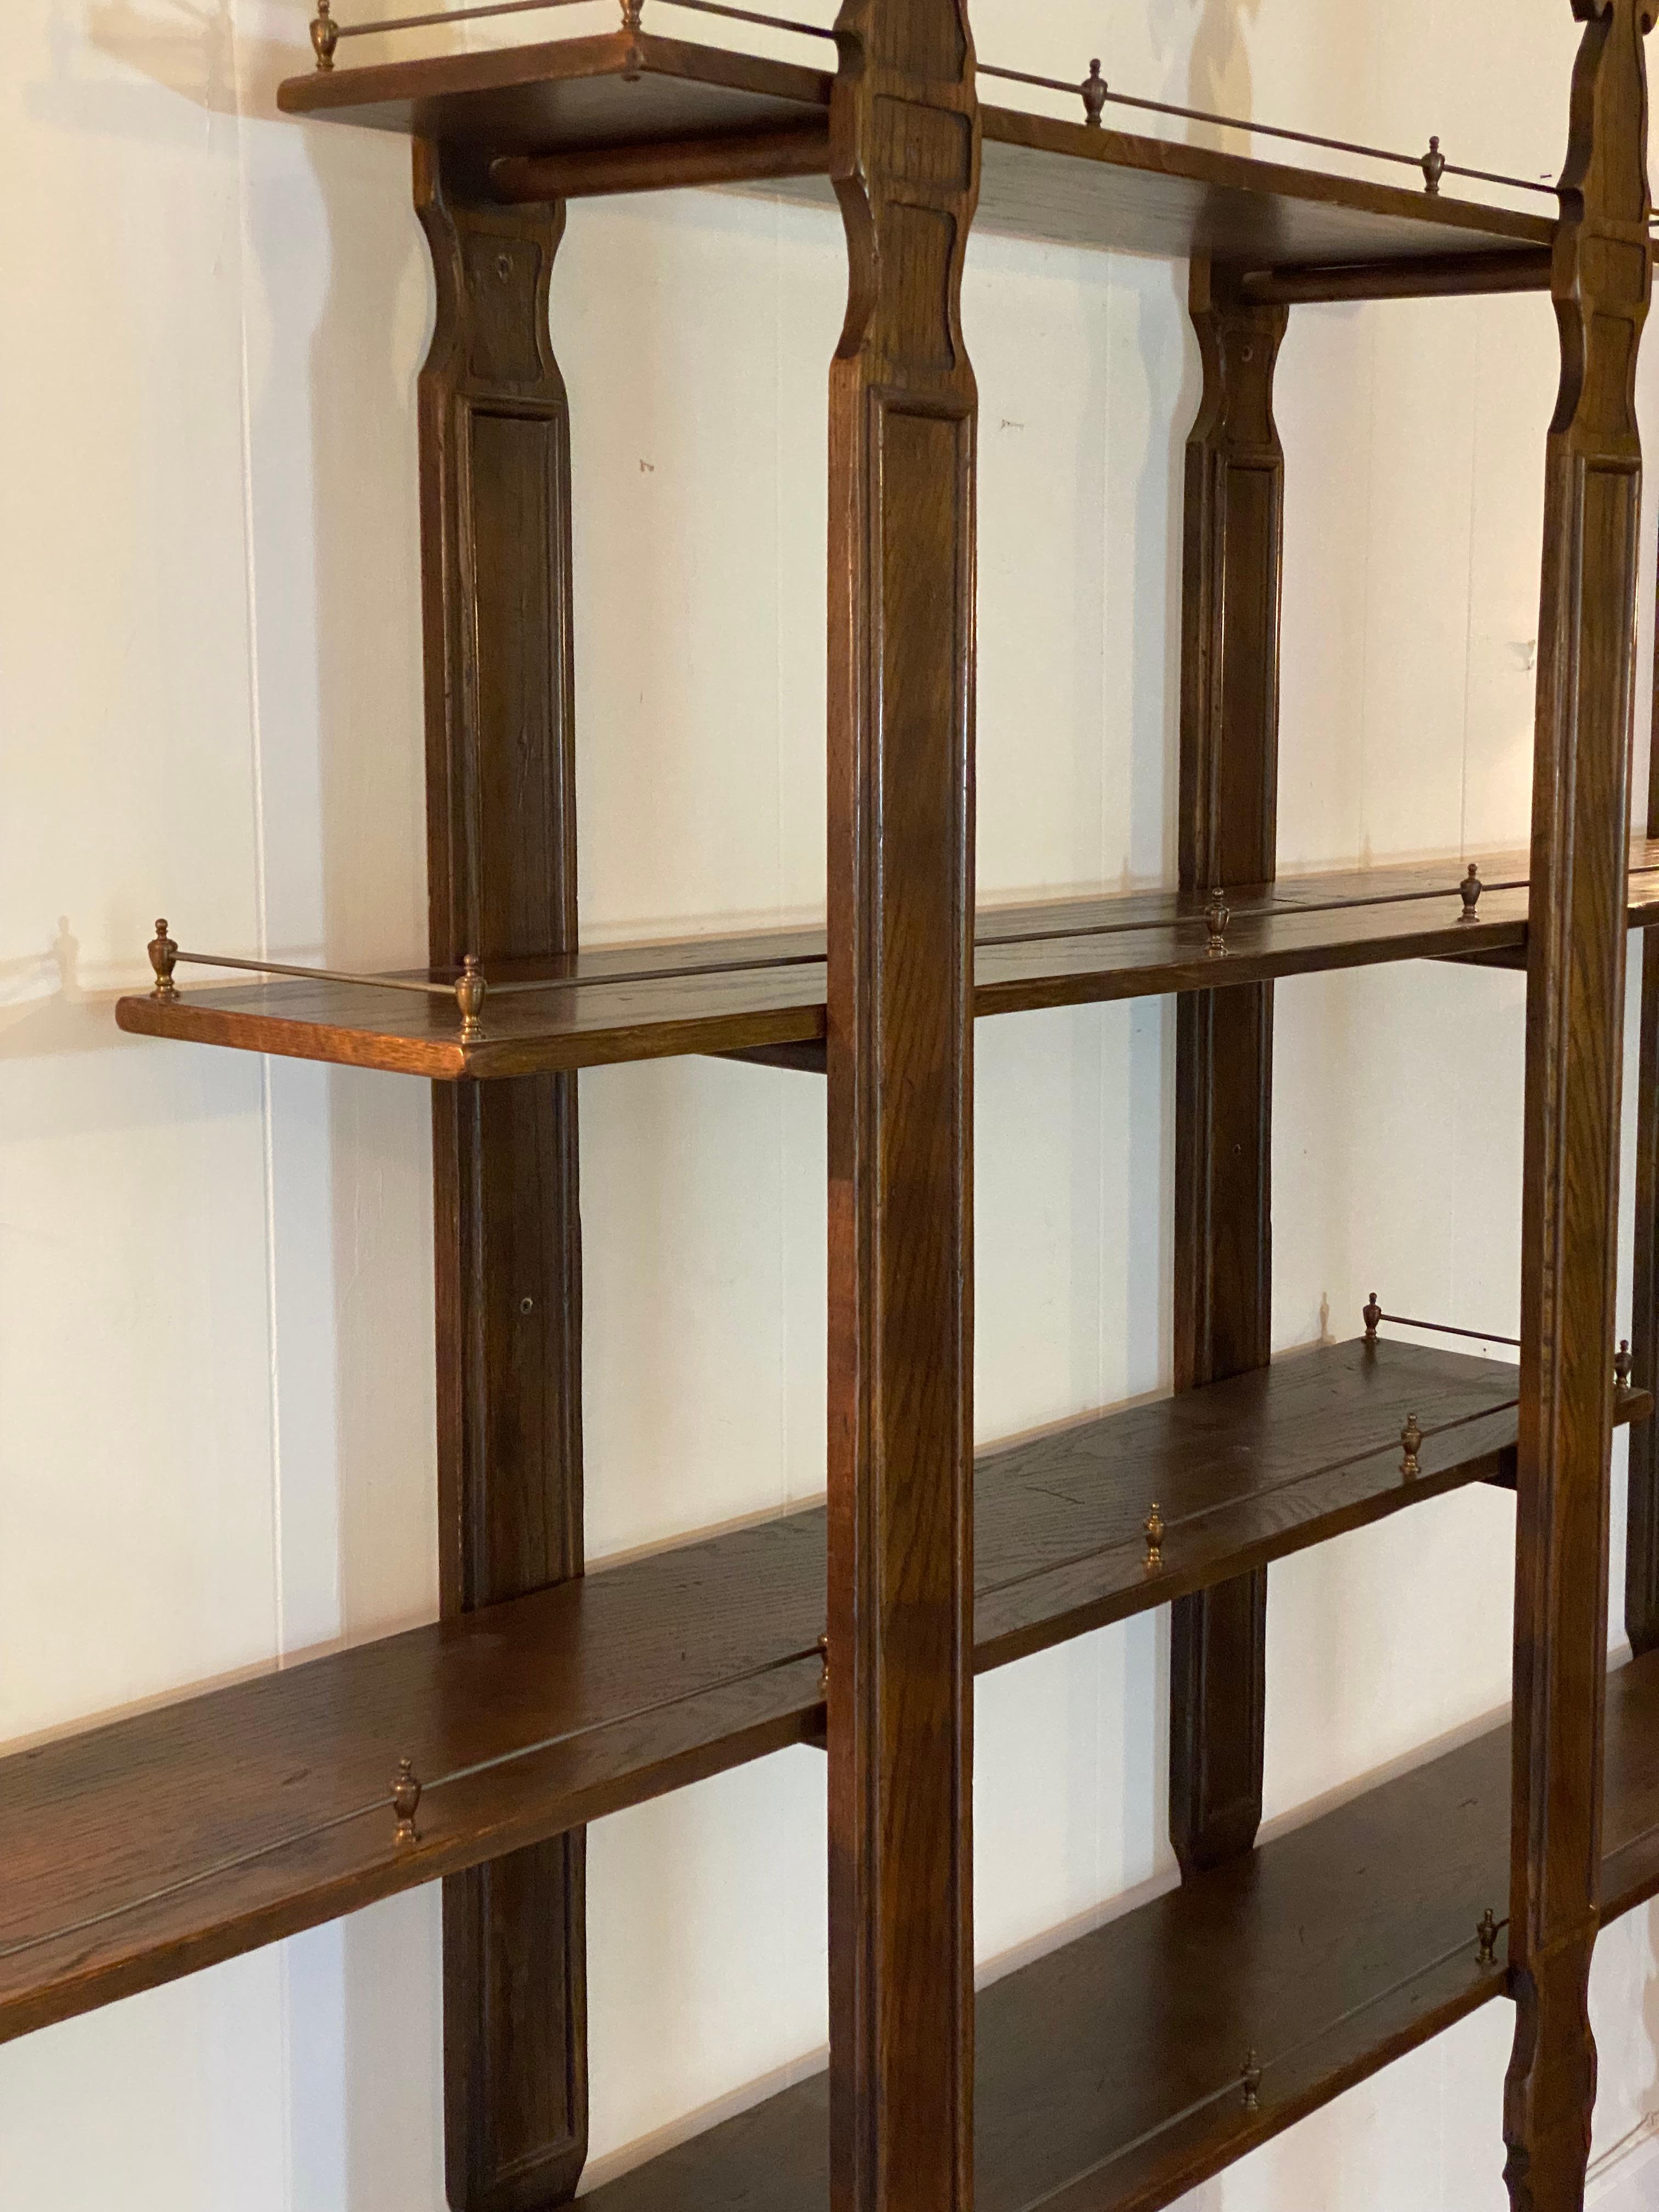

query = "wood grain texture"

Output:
[[415, 141, 586, 2212], [1508, 7, 1655, 2207], [278, 32, 1556, 289], [1169, 263, 1286, 1881], [113, 845, 1659, 1080], [7, 1339, 1637, 2057], [581, 1652, 1659, 2212], [1626, 511, 1659, 1656], [824, 4, 979, 2206]]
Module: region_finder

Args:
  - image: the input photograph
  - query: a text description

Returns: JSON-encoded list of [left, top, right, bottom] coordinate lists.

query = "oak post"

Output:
[[825, 3, 980, 2208], [1626, 554, 1659, 1654], [1506, 6, 1653, 2205], [415, 143, 588, 2212], [1170, 264, 1288, 1879]]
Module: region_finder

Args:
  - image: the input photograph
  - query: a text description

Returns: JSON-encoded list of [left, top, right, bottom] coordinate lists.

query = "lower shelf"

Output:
[[585, 1650, 1659, 2212], [0, 1338, 1643, 2054]]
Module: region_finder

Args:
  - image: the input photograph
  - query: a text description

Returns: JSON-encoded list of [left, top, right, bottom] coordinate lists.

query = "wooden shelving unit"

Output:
[[119, 845, 1659, 1076], [18, 2, 1659, 2206]]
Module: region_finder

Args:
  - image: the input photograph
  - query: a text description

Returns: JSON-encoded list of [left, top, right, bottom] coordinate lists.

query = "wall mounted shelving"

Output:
[[13, 2, 1658, 2207]]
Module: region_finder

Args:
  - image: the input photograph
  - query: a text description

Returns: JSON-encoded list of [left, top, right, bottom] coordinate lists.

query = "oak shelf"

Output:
[[5, 1336, 1630, 2050], [115, 846, 1659, 1081], [581, 1647, 1659, 2212], [276, 31, 1558, 301]]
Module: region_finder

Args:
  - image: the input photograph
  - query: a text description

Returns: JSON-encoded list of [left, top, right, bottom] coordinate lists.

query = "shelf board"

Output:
[[277, 32, 1556, 295], [7, 1336, 1628, 2047], [116, 847, 1659, 1082], [581, 1647, 1659, 2212]]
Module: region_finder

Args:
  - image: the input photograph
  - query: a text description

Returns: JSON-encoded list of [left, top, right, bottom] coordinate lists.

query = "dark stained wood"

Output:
[[1506, 6, 1654, 2206], [276, 33, 1556, 287], [490, 120, 830, 201], [823, 4, 979, 2206], [6, 1339, 1637, 2057], [580, 1652, 1659, 2212], [1240, 247, 1555, 305], [280, 30, 832, 150], [1626, 512, 1659, 1657], [112, 844, 1659, 1081], [415, 142, 588, 2211], [1169, 263, 1286, 1882]]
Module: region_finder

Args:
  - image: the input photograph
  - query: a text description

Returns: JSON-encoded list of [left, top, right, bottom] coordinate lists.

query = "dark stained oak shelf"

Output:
[[275, 32, 1558, 298], [581, 1647, 1659, 2212], [115, 847, 1659, 1081], [5, 1336, 1635, 2049]]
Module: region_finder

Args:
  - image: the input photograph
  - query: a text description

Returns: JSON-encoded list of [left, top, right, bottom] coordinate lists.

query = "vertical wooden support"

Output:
[[1506, 6, 1652, 2205], [1170, 263, 1288, 1880], [416, 143, 588, 2212], [823, 3, 980, 2209], [1625, 576, 1659, 1656]]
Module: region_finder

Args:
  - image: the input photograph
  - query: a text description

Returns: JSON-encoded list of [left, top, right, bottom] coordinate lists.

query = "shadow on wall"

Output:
[[1189, 0, 1262, 123]]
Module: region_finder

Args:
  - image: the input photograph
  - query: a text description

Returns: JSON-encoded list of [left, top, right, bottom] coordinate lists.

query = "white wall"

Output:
[[2, 0, 1657, 2205]]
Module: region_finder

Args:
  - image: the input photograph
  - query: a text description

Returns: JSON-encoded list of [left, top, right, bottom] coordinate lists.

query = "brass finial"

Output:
[[1205, 888, 1230, 958], [817, 1633, 830, 1689], [311, 0, 339, 70], [148, 919, 179, 1000], [620, 0, 644, 26], [1616, 1339, 1635, 1392], [455, 955, 487, 1043], [1459, 862, 1482, 921], [1240, 2051, 1263, 2111], [1421, 134, 1446, 194], [1081, 59, 1107, 127], [1400, 1413, 1424, 1477], [1363, 1293, 1383, 1342], [1477, 1908, 1503, 1967], [392, 1757, 422, 1846], [1144, 1503, 1165, 1572]]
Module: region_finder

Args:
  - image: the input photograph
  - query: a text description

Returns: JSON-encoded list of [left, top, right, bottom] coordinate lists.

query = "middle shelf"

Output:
[[2, 1334, 1646, 2049], [115, 843, 1659, 1080]]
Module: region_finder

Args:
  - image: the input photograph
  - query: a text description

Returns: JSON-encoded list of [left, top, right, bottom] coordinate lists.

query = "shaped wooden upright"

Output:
[[1171, 263, 1288, 1878], [824, 2, 980, 2206], [415, 142, 588, 2212], [1508, 4, 1653, 2205]]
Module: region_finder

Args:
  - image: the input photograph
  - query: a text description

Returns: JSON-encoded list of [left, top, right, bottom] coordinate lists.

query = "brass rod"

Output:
[[171, 949, 458, 997], [977, 59, 1557, 201], [163, 869, 1515, 1007], [333, 0, 590, 43], [664, 0, 833, 38], [1374, 1310, 1521, 1349], [329, 0, 833, 47]]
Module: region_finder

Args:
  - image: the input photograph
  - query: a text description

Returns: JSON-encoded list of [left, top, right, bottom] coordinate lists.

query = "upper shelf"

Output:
[[115, 845, 1659, 1081], [277, 31, 1556, 297], [9, 1333, 1631, 2048]]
